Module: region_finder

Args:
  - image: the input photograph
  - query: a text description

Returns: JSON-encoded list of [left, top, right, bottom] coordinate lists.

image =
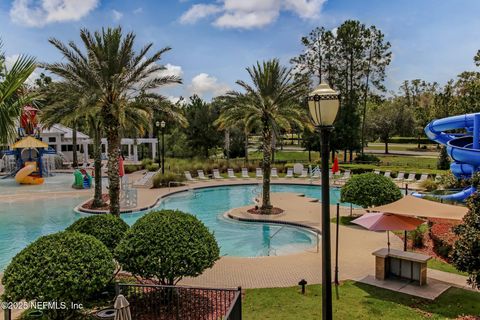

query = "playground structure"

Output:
[[424, 112, 480, 201], [2, 107, 56, 185], [73, 169, 92, 189]]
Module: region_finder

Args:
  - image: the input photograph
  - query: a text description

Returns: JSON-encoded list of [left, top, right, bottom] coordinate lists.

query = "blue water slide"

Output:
[[423, 113, 480, 201]]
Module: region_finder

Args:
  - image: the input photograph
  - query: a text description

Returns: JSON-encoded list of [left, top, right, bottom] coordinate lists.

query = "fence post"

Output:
[[115, 281, 120, 296], [4, 308, 11, 320], [237, 287, 242, 320]]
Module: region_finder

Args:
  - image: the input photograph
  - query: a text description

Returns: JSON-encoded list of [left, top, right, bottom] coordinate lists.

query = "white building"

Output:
[[39, 124, 159, 163]]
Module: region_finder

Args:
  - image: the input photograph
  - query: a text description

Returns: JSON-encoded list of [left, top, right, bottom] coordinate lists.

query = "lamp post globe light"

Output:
[[307, 82, 340, 320], [160, 120, 166, 175]]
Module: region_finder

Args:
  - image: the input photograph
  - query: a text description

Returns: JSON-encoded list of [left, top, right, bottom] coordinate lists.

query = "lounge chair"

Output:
[[373, 170, 380, 175], [184, 171, 198, 182], [213, 169, 224, 179], [384, 171, 392, 178], [256, 168, 263, 179], [271, 168, 279, 178], [197, 170, 208, 180], [417, 173, 429, 183], [311, 167, 321, 179], [405, 173, 417, 183], [227, 168, 237, 179], [299, 169, 308, 178], [241, 168, 250, 179], [338, 170, 351, 182], [394, 172, 405, 182], [285, 168, 294, 178]]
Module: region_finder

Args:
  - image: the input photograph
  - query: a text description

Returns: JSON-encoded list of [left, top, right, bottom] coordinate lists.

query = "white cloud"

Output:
[[133, 7, 143, 14], [10, 0, 99, 27], [283, 0, 326, 19], [189, 73, 230, 97], [180, 0, 326, 29], [112, 9, 123, 21], [180, 4, 222, 24], [159, 63, 184, 79]]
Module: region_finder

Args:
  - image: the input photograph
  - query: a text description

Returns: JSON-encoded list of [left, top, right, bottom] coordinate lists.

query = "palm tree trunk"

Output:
[[261, 123, 273, 213], [244, 129, 249, 164], [92, 127, 104, 208], [104, 108, 121, 216], [72, 120, 78, 168]]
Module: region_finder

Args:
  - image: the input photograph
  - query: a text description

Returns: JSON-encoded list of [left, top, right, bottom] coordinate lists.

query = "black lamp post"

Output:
[[307, 83, 340, 320], [155, 120, 166, 174]]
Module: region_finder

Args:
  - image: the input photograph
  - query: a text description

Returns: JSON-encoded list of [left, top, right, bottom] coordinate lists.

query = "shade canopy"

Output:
[[373, 195, 467, 221], [352, 212, 424, 232], [11, 136, 48, 149], [307, 83, 340, 127]]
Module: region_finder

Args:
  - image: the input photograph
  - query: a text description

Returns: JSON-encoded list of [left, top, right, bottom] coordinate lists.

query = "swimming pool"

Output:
[[0, 178, 350, 270]]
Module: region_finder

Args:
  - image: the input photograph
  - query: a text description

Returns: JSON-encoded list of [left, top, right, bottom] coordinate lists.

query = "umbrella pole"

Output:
[[387, 231, 390, 251], [404, 230, 408, 251]]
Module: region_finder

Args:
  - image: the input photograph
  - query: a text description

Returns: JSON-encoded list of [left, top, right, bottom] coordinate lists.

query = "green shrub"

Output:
[[354, 153, 380, 164], [153, 172, 186, 188], [419, 179, 438, 192], [341, 172, 402, 208], [141, 158, 154, 167], [2, 232, 114, 319], [115, 210, 219, 285], [437, 146, 451, 170], [146, 163, 159, 172], [439, 171, 470, 189], [410, 224, 428, 248], [66, 214, 129, 251], [124, 164, 143, 174]]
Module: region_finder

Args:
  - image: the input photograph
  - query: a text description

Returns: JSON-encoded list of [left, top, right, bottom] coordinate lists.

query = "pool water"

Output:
[[0, 179, 349, 270]]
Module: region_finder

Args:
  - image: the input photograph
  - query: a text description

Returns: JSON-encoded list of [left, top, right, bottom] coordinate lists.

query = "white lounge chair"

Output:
[[256, 168, 263, 179], [197, 170, 208, 180], [373, 170, 380, 175], [417, 173, 429, 183], [271, 168, 279, 178], [338, 170, 351, 182], [213, 169, 224, 179], [384, 171, 392, 178], [241, 168, 250, 179], [394, 172, 405, 182], [285, 168, 294, 178], [184, 171, 197, 182], [227, 168, 236, 179], [405, 173, 417, 183], [299, 169, 308, 178]]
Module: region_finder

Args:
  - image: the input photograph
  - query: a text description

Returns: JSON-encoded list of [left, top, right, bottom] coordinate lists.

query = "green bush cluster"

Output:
[[419, 179, 438, 191], [353, 153, 380, 164], [341, 172, 402, 208], [409, 224, 428, 248], [115, 210, 220, 285], [1, 232, 115, 319], [153, 172, 186, 188], [124, 164, 143, 173], [66, 214, 129, 251], [437, 146, 451, 170]]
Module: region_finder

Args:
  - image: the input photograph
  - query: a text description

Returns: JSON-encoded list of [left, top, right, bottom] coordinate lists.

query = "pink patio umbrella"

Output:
[[352, 212, 424, 250]]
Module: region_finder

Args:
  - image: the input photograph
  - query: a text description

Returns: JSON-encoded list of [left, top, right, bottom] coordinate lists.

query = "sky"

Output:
[[1, 0, 480, 101]]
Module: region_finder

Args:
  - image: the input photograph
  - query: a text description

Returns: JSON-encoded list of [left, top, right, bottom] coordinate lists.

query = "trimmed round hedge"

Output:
[[2, 231, 115, 304], [115, 210, 220, 285], [66, 214, 129, 251], [341, 172, 402, 208]]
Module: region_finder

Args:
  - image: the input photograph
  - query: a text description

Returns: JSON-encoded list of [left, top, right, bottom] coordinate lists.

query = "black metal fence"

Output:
[[116, 283, 242, 320]]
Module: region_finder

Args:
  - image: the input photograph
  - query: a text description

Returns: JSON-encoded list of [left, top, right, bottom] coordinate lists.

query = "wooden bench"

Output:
[[373, 248, 431, 286]]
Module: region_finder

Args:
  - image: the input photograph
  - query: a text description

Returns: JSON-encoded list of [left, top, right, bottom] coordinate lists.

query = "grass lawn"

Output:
[[427, 258, 468, 276], [243, 281, 480, 319], [330, 216, 358, 226]]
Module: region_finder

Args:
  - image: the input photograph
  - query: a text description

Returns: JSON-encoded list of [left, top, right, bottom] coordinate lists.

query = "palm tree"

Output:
[[0, 40, 37, 145], [44, 27, 181, 216], [220, 59, 308, 213]]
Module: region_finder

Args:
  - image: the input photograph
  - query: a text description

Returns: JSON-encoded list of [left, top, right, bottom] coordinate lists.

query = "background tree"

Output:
[[184, 95, 223, 158], [367, 99, 398, 154], [437, 146, 451, 170]]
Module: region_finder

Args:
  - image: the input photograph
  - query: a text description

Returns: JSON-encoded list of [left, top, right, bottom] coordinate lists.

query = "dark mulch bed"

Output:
[[81, 194, 110, 211], [247, 207, 284, 215]]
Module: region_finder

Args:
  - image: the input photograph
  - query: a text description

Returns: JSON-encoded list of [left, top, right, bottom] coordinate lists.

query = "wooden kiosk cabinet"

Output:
[[372, 248, 431, 286]]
